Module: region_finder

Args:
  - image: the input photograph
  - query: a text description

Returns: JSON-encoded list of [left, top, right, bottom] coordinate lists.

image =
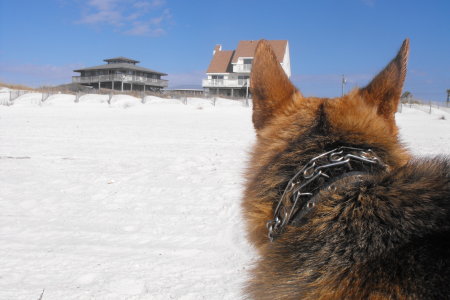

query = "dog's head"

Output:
[[251, 39, 410, 164], [245, 40, 411, 248], [252, 39, 409, 128]]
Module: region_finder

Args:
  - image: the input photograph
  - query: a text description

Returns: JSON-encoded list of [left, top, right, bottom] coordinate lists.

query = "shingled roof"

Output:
[[206, 40, 288, 73], [104, 57, 139, 64], [74, 57, 167, 75], [233, 40, 286, 63], [206, 50, 235, 73]]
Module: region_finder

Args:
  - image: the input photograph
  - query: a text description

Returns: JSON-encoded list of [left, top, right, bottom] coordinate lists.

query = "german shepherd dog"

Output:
[[243, 39, 450, 299]]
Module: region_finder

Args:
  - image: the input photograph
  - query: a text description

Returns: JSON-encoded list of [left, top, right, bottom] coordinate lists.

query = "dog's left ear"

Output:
[[251, 40, 299, 131], [360, 39, 409, 122]]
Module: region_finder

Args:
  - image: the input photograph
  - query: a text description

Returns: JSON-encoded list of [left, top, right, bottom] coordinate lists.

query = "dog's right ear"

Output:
[[359, 39, 409, 124], [251, 40, 299, 131]]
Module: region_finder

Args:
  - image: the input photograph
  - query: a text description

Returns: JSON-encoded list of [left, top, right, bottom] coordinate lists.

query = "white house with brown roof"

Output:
[[202, 40, 291, 97]]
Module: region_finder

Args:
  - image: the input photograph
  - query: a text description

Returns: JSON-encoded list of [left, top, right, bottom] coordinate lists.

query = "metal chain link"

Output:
[[267, 146, 385, 241]]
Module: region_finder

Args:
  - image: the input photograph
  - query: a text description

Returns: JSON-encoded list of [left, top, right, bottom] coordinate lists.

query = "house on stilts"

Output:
[[72, 57, 168, 92]]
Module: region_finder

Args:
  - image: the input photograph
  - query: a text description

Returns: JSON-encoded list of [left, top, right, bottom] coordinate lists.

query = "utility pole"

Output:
[[341, 75, 347, 96]]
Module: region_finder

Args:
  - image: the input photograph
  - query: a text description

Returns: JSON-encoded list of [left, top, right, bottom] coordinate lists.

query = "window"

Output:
[[211, 75, 224, 86], [242, 59, 253, 71]]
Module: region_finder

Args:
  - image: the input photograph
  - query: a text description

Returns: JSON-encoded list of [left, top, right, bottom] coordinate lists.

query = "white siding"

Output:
[[203, 41, 291, 88], [281, 41, 291, 78]]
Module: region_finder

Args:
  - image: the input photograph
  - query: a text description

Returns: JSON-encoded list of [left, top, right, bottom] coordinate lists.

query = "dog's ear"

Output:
[[360, 39, 409, 122], [251, 40, 299, 131]]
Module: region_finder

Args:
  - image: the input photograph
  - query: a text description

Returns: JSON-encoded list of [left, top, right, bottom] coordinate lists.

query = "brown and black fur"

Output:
[[243, 39, 450, 299]]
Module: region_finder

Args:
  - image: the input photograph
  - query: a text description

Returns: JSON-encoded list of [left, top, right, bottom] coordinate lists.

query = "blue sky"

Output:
[[0, 0, 449, 101]]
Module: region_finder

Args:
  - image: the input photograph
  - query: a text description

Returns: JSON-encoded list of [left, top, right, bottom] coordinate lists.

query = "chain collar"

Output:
[[266, 146, 386, 242]]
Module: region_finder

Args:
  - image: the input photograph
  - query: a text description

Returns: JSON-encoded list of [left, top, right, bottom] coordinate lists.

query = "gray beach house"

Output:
[[73, 57, 168, 92]]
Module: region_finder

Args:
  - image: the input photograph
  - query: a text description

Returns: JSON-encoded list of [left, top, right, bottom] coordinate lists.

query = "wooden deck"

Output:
[[73, 74, 168, 88]]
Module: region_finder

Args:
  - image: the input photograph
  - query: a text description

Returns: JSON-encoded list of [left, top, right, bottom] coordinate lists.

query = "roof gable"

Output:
[[232, 40, 287, 63], [206, 40, 288, 74], [206, 50, 235, 73]]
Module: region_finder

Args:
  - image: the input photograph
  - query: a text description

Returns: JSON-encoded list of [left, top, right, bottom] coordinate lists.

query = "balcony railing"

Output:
[[233, 64, 252, 73], [202, 79, 249, 88], [72, 74, 168, 87]]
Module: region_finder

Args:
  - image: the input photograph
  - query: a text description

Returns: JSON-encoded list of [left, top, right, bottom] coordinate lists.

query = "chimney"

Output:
[[213, 44, 222, 55]]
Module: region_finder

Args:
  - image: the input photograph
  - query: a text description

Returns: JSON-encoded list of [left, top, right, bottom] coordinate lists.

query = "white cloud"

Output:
[[361, 0, 376, 7], [87, 0, 119, 11], [0, 62, 84, 87], [125, 22, 165, 37], [133, 0, 165, 10], [76, 0, 171, 36], [78, 9, 123, 26], [124, 8, 172, 37], [0, 63, 81, 77]]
